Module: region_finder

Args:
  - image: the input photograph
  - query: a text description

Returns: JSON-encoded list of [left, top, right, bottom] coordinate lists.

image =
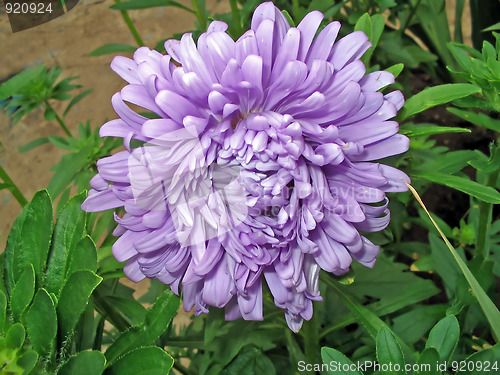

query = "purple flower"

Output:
[[82, 2, 409, 332]]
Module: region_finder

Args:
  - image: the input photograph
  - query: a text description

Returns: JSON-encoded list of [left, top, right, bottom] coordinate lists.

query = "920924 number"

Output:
[[6, 2, 53, 14]]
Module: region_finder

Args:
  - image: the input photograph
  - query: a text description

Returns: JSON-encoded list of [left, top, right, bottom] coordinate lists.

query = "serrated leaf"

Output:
[[57, 350, 106, 375], [4, 190, 53, 293], [10, 265, 35, 322], [415, 172, 500, 203], [88, 44, 137, 57], [57, 271, 102, 343], [110, 0, 194, 13], [399, 84, 481, 121], [376, 326, 406, 375], [0, 290, 6, 335], [104, 290, 180, 364], [104, 346, 174, 374], [26, 289, 57, 356], [45, 192, 87, 297], [321, 347, 362, 375], [6, 323, 25, 349], [425, 315, 460, 362], [67, 236, 98, 276]]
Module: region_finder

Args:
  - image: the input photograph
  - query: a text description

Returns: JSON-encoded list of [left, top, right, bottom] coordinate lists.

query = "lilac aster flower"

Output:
[[82, 2, 410, 332]]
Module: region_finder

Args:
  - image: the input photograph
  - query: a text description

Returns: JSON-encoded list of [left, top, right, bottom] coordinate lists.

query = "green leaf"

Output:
[[0, 290, 6, 335], [26, 289, 57, 356], [321, 347, 362, 375], [400, 124, 471, 137], [376, 326, 406, 375], [16, 350, 38, 374], [110, 0, 195, 13], [414, 172, 500, 203], [18, 137, 50, 153], [399, 84, 482, 121], [63, 88, 93, 118], [0, 65, 45, 101], [448, 107, 500, 132], [321, 276, 416, 362], [88, 44, 138, 57], [483, 21, 500, 32], [104, 290, 180, 364], [354, 13, 372, 39], [385, 63, 404, 79], [103, 296, 146, 326], [415, 347, 441, 375], [48, 146, 92, 198], [45, 192, 87, 297], [67, 236, 98, 276], [104, 346, 174, 374], [221, 347, 276, 375], [57, 350, 106, 375], [9, 265, 35, 322], [464, 344, 500, 375], [57, 271, 102, 342], [392, 305, 447, 345], [4, 190, 53, 293], [6, 323, 25, 349], [425, 315, 460, 362]]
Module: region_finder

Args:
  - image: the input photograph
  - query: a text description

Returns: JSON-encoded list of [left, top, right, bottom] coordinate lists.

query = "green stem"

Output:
[[229, 0, 243, 38], [476, 169, 500, 259], [302, 311, 320, 374], [400, 0, 422, 36], [114, 0, 145, 46], [190, 0, 207, 31], [44, 100, 72, 137], [0, 165, 27, 207]]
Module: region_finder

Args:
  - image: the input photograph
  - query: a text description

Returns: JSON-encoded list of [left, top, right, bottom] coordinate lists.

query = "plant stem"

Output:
[[44, 100, 72, 137], [229, 0, 242, 38], [476, 169, 500, 259], [190, 0, 207, 31], [302, 310, 319, 374], [0, 165, 27, 207], [400, 0, 422, 36], [114, 0, 145, 46]]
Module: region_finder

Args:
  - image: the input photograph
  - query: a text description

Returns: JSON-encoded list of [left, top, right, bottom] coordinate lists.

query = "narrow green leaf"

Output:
[[103, 296, 146, 326], [425, 315, 460, 362], [321, 347, 362, 375], [354, 13, 372, 39], [104, 346, 174, 374], [104, 290, 180, 364], [399, 84, 481, 121], [4, 190, 53, 293], [26, 289, 57, 356], [0, 65, 45, 101], [18, 137, 50, 153], [414, 172, 500, 203], [63, 88, 93, 118], [57, 271, 102, 342], [415, 347, 441, 375], [67, 236, 98, 276], [45, 192, 87, 297], [110, 0, 195, 13], [6, 323, 25, 349], [448, 107, 500, 132], [376, 326, 406, 375], [400, 125, 471, 137], [407, 183, 500, 342], [57, 350, 106, 375], [10, 265, 35, 322], [48, 146, 92, 198], [483, 21, 500, 32], [88, 43, 137, 57]]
